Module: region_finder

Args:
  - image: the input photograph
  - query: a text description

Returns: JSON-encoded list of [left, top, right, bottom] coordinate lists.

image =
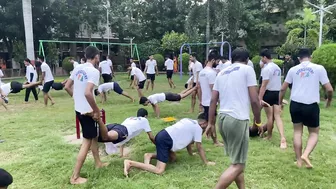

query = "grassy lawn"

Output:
[[1, 74, 336, 189]]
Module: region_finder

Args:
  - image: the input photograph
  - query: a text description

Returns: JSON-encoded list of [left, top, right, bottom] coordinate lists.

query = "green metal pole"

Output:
[[135, 44, 141, 70]]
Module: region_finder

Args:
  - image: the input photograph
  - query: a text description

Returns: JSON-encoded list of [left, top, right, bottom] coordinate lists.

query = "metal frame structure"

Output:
[[179, 41, 232, 80]]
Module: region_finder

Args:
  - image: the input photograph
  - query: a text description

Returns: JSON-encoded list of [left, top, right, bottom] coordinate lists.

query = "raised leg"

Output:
[[179, 87, 197, 99]]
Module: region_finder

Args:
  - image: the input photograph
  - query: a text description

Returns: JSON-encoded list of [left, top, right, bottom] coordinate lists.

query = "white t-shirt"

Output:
[[165, 58, 174, 70], [70, 63, 100, 113], [99, 60, 112, 74], [130, 62, 136, 76], [285, 61, 330, 104], [119, 117, 152, 145], [26, 65, 38, 83], [214, 63, 257, 120], [148, 93, 166, 105], [73, 61, 79, 68], [131, 67, 146, 82], [0, 83, 11, 96], [247, 60, 254, 68], [165, 118, 203, 152], [97, 82, 114, 93], [261, 62, 281, 91], [0, 69, 3, 84], [192, 61, 203, 82], [186, 76, 193, 84], [41, 62, 54, 82], [199, 67, 217, 106], [146, 59, 157, 74]]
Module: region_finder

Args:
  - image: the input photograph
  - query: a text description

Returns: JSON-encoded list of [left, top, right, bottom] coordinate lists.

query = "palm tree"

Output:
[[22, 0, 35, 60]]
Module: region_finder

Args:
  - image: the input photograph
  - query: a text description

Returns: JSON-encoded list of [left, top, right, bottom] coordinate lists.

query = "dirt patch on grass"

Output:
[[64, 134, 83, 145]]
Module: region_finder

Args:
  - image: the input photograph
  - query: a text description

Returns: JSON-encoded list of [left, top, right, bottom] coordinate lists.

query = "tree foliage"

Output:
[[161, 31, 189, 52], [312, 43, 336, 86], [13, 41, 26, 66]]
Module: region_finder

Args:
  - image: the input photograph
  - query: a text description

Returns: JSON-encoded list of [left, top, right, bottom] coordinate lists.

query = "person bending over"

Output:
[[129, 66, 147, 97], [123, 113, 215, 177], [94, 82, 134, 103], [139, 87, 197, 118], [0, 168, 13, 189]]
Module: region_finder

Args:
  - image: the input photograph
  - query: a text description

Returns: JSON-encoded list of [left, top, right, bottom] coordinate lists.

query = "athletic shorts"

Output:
[[165, 92, 181, 102], [263, 90, 280, 106], [10, 81, 23, 93], [218, 114, 249, 164], [193, 82, 196, 88], [52, 82, 64, 91], [290, 100, 320, 128], [43, 80, 54, 93], [166, 70, 173, 79], [138, 80, 146, 89], [130, 75, 134, 81], [147, 74, 155, 81], [155, 129, 173, 163], [113, 82, 123, 95], [76, 111, 98, 139], [202, 106, 217, 121], [98, 123, 128, 143], [102, 74, 112, 83]]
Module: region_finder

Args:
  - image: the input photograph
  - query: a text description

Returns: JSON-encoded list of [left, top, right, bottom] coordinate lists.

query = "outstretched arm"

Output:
[[64, 79, 74, 97], [147, 132, 156, 145]]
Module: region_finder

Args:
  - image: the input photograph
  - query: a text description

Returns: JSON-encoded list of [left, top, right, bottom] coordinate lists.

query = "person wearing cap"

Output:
[[279, 48, 333, 168], [94, 108, 154, 157], [0, 168, 13, 189], [94, 82, 134, 103], [123, 113, 215, 177]]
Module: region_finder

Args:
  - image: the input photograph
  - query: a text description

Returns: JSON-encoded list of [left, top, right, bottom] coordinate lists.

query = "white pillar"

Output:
[[22, 0, 35, 60], [318, 6, 324, 47]]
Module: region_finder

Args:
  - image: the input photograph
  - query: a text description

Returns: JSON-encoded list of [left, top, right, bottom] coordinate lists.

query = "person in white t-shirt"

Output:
[[94, 108, 154, 157], [185, 76, 194, 89], [198, 53, 223, 147], [144, 55, 159, 91], [139, 87, 197, 118], [189, 53, 203, 113], [129, 58, 137, 88], [123, 113, 215, 177], [24, 58, 38, 102], [99, 56, 113, 83], [94, 82, 134, 103], [38, 56, 55, 107], [129, 66, 147, 98], [259, 49, 287, 149], [70, 57, 80, 69], [247, 59, 254, 69], [206, 48, 262, 189], [0, 67, 3, 84], [279, 48, 333, 168], [216, 55, 231, 73], [64, 46, 108, 185], [164, 55, 176, 88], [80, 57, 86, 64]]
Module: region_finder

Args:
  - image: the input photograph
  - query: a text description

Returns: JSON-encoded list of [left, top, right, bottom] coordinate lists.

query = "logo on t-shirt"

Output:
[[221, 66, 240, 75], [273, 69, 281, 76], [76, 70, 88, 81], [296, 68, 314, 78]]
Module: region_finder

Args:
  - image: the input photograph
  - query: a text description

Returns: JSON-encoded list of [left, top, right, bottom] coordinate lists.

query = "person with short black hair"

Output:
[[24, 58, 38, 103], [189, 53, 203, 113], [139, 87, 197, 118], [206, 47, 262, 189], [80, 57, 86, 64], [0, 168, 13, 189], [164, 55, 176, 88], [99, 55, 113, 83], [144, 55, 159, 91], [129, 66, 147, 97], [259, 49, 287, 149], [37, 56, 55, 107], [216, 55, 231, 73], [64, 46, 108, 185], [279, 48, 333, 168], [94, 82, 134, 103], [123, 114, 215, 177]]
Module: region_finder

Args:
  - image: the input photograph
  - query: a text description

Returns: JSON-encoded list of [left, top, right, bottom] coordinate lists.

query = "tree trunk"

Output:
[[69, 33, 77, 57], [22, 0, 35, 60]]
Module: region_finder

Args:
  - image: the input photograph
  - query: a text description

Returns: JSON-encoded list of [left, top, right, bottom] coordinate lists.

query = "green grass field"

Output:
[[1, 74, 336, 189]]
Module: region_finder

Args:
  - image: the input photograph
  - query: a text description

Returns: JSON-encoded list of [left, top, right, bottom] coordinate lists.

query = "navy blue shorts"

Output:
[[113, 82, 123, 94], [43, 80, 54, 93], [76, 111, 98, 139], [164, 92, 181, 102], [130, 75, 134, 81], [10, 81, 23, 93], [290, 101, 320, 128], [52, 82, 64, 90], [138, 80, 146, 89], [203, 106, 217, 121], [98, 123, 128, 143], [147, 74, 155, 81], [155, 129, 173, 163]]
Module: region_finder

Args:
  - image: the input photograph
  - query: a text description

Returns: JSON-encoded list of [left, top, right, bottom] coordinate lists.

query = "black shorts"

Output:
[[102, 74, 112, 83], [113, 82, 123, 95], [165, 92, 181, 102], [203, 106, 217, 121], [147, 74, 155, 81], [98, 123, 128, 143], [193, 82, 196, 87], [43, 80, 54, 93], [52, 82, 64, 91], [185, 83, 188, 89], [155, 129, 173, 163], [130, 75, 134, 81], [76, 111, 98, 139], [138, 80, 146, 89], [166, 70, 173, 79], [10, 81, 23, 93], [290, 101, 320, 128], [263, 90, 279, 106]]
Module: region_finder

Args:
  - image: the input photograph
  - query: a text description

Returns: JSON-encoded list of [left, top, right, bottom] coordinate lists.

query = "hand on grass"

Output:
[[206, 161, 216, 166]]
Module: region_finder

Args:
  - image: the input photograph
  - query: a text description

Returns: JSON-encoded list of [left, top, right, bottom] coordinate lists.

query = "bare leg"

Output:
[[151, 80, 154, 91], [103, 92, 107, 103], [215, 164, 245, 189], [144, 153, 157, 164], [189, 91, 197, 113], [274, 105, 287, 149], [301, 127, 319, 168], [146, 80, 150, 90], [179, 87, 197, 99], [124, 159, 166, 177], [43, 92, 48, 106], [137, 88, 144, 98], [293, 123, 303, 167], [91, 138, 109, 168], [168, 79, 172, 88], [264, 106, 274, 140], [169, 151, 177, 162], [170, 78, 176, 88], [0, 99, 8, 110], [47, 93, 55, 105], [121, 91, 135, 102], [70, 138, 92, 185], [235, 172, 245, 189]]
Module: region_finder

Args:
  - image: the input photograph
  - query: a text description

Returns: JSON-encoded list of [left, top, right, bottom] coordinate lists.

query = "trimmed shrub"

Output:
[[273, 59, 284, 69], [312, 43, 336, 87], [251, 56, 261, 78], [179, 53, 190, 73], [62, 57, 74, 75], [153, 54, 165, 71]]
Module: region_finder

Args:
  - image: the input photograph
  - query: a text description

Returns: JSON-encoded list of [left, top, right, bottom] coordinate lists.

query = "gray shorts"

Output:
[[218, 114, 249, 164]]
